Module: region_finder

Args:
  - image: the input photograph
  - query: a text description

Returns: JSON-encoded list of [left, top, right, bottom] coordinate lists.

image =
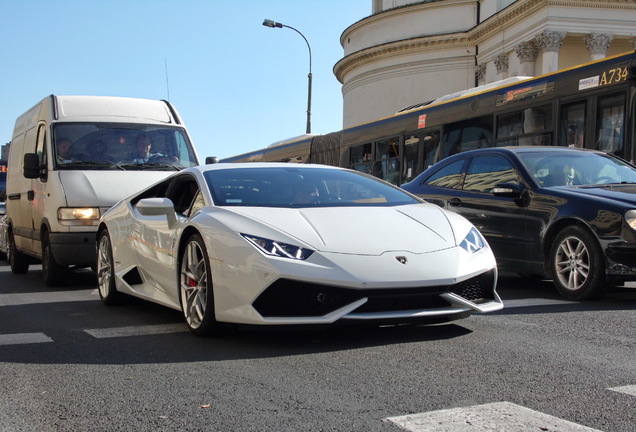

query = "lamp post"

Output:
[[263, 19, 312, 134]]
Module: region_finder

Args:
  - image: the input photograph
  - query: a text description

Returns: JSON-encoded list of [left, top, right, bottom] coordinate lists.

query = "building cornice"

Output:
[[334, 0, 636, 83]]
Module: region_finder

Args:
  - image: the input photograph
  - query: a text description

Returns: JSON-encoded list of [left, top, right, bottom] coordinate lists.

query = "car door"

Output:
[[132, 174, 201, 300], [452, 154, 533, 268]]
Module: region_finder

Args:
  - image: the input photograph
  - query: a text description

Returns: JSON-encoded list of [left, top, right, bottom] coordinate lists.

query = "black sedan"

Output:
[[402, 147, 636, 300]]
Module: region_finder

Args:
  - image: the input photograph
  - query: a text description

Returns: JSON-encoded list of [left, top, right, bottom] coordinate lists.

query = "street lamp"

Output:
[[263, 19, 313, 134]]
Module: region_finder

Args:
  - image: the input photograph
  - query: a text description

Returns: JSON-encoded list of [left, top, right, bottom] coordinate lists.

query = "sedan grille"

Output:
[[252, 269, 496, 318]]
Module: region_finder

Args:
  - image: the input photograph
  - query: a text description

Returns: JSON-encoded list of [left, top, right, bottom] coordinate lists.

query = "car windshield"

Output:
[[204, 166, 420, 208], [518, 151, 636, 187], [52, 123, 198, 171]]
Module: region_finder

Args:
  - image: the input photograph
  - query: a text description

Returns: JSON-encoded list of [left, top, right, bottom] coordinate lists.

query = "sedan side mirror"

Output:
[[136, 197, 178, 228], [492, 183, 529, 207]]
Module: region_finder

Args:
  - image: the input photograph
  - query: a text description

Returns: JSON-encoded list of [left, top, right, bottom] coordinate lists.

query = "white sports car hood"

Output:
[[227, 204, 459, 255]]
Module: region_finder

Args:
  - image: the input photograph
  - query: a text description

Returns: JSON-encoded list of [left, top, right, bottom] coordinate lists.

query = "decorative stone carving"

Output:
[[494, 53, 509, 74], [475, 64, 486, 82], [536, 31, 566, 53], [584, 33, 614, 57], [515, 41, 538, 63]]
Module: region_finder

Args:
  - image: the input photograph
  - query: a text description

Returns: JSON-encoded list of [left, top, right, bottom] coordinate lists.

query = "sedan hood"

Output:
[[564, 184, 636, 205], [228, 204, 458, 255]]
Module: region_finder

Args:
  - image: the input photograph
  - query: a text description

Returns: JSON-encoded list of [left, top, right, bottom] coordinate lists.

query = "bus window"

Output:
[[350, 143, 372, 173], [373, 137, 400, 184], [561, 101, 586, 148], [442, 116, 493, 158], [497, 105, 552, 146], [596, 93, 625, 157]]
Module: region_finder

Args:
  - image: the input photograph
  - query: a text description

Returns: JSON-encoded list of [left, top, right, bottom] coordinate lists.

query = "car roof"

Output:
[[187, 162, 346, 174], [458, 146, 603, 157]]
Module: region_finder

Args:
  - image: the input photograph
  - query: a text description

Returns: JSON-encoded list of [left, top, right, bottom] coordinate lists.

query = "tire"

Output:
[[9, 231, 29, 274], [97, 230, 122, 305], [549, 226, 607, 300], [179, 234, 219, 336], [42, 233, 67, 287]]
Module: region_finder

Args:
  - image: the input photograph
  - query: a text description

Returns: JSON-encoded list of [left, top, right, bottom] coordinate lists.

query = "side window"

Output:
[[373, 136, 400, 184], [463, 155, 519, 193], [443, 116, 493, 158], [561, 101, 586, 147], [185, 190, 205, 218], [423, 159, 465, 189], [36, 124, 47, 167], [349, 143, 372, 174], [595, 93, 625, 157], [496, 105, 552, 146]]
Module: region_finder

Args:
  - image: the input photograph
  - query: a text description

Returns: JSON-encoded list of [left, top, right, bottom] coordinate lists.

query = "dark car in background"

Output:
[[402, 147, 636, 300]]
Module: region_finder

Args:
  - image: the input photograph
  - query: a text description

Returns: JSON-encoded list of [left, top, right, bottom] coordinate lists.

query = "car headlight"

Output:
[[241, 234, 314, 260], [460, 227, 486, 253], [627, 210, 636, 231], [58, 207, 101, 226]]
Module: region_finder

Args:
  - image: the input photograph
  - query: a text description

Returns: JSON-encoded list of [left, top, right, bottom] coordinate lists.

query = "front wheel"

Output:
[[97, 230, 122, 305], [549, 226, 606, 300], [179, 234, 219, 336]]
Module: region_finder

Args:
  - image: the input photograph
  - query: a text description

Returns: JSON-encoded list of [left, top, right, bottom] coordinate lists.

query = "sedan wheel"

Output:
[[97, 230, 122, 305], [550, 226, 606, 300], [179, 234, 218, 336]]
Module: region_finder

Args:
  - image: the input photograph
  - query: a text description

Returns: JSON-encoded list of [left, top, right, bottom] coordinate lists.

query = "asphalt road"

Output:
[[1, 260, 635, 432]]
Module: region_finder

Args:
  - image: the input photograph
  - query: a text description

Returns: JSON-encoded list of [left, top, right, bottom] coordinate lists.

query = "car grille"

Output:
[[252, 269, 496, 318]]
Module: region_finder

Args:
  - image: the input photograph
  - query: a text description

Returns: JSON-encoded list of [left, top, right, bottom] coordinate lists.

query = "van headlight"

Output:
[[58, 207, 101, 226], [627, 210, 636, 231], [460, 227, 486, 253]]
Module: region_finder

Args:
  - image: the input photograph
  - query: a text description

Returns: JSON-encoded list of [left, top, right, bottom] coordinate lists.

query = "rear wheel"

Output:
[[549, 226, 606, 300], [42, 233, 67, 286], [97, 230, 122, 305], [9, 231, 29, 274], [179, 234, 219, 336]]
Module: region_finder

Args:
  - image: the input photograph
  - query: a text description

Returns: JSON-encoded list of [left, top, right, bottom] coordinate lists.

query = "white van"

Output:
[[5, 95, 200, 285]]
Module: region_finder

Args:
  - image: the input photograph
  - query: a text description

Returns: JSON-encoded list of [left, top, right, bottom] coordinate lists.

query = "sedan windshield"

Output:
[[518, 151, 636, 187], [204, 166, 420, 207]]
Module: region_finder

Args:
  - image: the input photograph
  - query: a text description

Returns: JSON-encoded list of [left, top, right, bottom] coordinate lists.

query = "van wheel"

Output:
[[42, 234, 67, 286], [9, 231, 29, 274]]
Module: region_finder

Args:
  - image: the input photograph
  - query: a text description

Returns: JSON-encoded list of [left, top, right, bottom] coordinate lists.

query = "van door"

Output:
[[28, 122, 50, 256]]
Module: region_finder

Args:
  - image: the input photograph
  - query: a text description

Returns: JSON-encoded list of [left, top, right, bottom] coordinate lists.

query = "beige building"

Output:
[[334, 0, 636, 129]]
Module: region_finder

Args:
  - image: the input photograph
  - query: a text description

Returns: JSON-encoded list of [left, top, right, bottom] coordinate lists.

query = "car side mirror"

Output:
[[492, 182, 523, 198], [136, 197, 178, 228], [205, 156, 219, 164]]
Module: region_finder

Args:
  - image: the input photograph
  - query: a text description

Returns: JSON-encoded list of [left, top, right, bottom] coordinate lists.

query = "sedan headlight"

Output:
[[627, 210, 636, 231], [241, 234, 314, 260], [58, 207, 101, 226], [460, 227, 486, 253]]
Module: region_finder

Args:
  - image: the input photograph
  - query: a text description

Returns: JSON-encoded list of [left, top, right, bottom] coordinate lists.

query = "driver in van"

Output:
[[56, 138, 74, 163], [128, 134, 178, 164]]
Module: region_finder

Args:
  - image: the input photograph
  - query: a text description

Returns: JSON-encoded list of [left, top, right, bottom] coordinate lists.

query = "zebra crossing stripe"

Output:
[[0, 333, 53, 346], [84, 323, 186, 338], [609, 385, 636, 397], [386, 401, 603, 432]]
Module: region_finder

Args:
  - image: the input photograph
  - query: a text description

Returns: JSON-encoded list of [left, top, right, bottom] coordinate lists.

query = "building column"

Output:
[[475, 64, 486, 86], [494, 53, 509, 80], [584, 33, 614, 61], [515, 41, 538, 77], [536, 31, 566, 74]]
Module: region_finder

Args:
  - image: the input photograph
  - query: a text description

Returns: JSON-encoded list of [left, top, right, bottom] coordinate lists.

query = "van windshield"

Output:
[[52, 123, 198, 171]]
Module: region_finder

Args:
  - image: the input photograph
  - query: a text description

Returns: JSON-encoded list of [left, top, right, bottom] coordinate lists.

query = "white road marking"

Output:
[[608, 385, 636, 397], [0, 333, 53, 346], [0, 290, 98, 307], [84, 323, 186, 338], [386, 401, 603, 432]]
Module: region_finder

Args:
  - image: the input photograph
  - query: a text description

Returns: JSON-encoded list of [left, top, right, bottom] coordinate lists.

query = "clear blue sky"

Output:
[[0, 0, 370, 160]]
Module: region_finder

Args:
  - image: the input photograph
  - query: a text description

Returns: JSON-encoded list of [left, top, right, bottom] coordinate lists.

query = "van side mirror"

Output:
[[205, 156, 219, 164], [23, 153, 42, 179]]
